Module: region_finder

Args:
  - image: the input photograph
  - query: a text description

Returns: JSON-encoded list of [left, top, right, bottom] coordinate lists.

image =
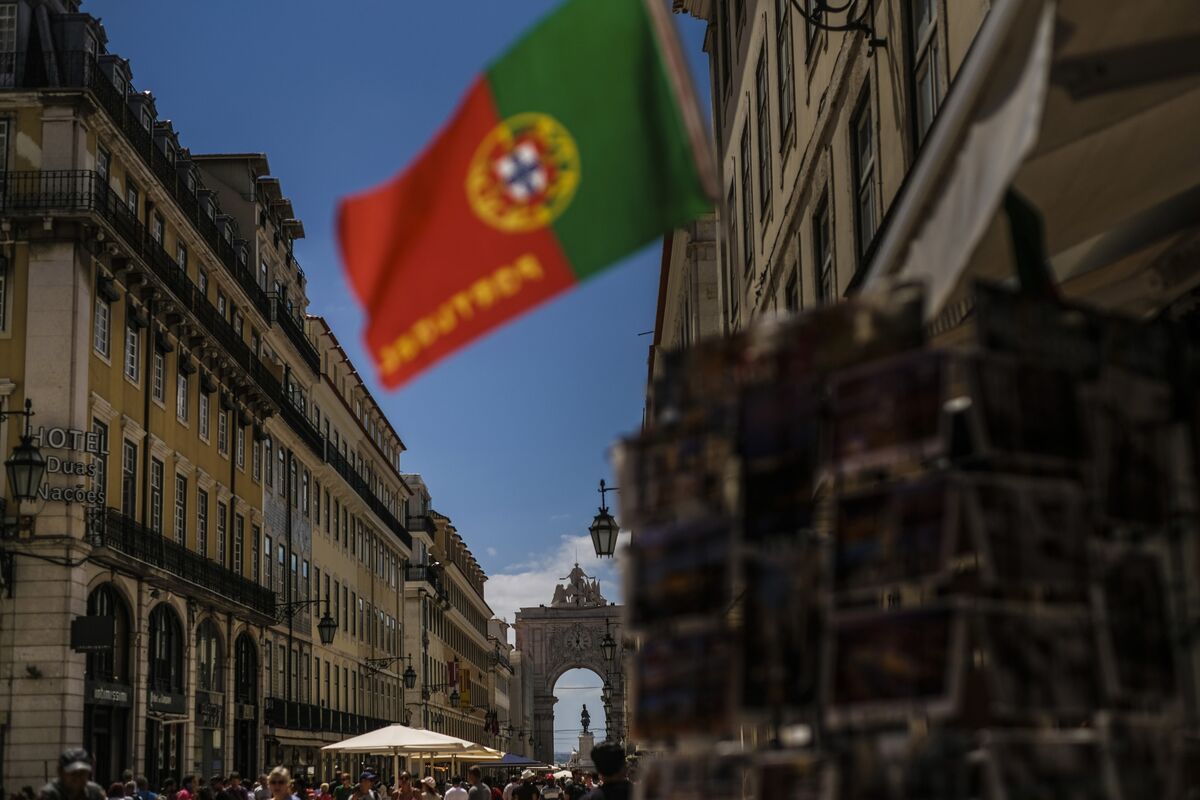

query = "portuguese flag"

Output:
[[338, 0, 715, 389]]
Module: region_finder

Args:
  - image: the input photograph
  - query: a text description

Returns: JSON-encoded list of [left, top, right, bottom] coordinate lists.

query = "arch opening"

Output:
[[551, 668, 607, 766]]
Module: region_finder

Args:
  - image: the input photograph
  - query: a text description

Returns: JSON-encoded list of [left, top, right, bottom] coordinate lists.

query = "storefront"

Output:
[[83, 584, 132, 787], [195, 619, 225, 777], [146, 603, 186, 787], [233, 633, 259, 778]]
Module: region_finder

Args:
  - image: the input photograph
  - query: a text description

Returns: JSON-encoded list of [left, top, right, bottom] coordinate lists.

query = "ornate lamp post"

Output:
[[3, 399, 45, 504]]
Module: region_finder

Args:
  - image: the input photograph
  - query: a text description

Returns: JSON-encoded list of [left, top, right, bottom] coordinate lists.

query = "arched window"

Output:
[[148, 604, 184, 694], [86, 584, 131, 683], [234, 633, 258, 704], [196, 619, 223, 693]]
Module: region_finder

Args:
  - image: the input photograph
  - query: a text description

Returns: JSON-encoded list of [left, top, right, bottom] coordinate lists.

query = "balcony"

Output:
[[89, 507, 274, 618], [0, 52, 285, 339], [271, 294, 320, 374], [326, 443, 411, 548], [405, 563, 448, 601], [407, 515, 438, 536], [0, 170, 282, 414], [264, 696, 391, 734]]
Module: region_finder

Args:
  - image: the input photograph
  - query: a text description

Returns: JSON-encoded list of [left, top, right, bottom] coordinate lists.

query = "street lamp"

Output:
[[277, 595, 337, 646], [317, 606, 338, 646], [3, 400, 45, 503], [403, 654, 418, 690], [588, 479, 620, 558], [601, 620, 616, 662], [601, 681, 613, 704]]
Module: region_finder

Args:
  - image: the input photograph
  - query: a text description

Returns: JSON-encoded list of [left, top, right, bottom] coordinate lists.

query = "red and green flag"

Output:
[[338, 0, 715, 389]]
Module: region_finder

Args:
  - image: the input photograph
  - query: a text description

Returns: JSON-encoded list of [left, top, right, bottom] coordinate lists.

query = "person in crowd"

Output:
[[133, 777, 154, 800], [159, 779, 176, 800], [37, 749, 106, 800], [177, 777, 196, 800], [106, 784, 124, 799], [253, 776, 270, 800], [389, 773, 417, 800], [211, 776, 229, 800], [463, 768, 487, 800], [500, 775, 518, 800], [314, 785, 328, 800], [417, 780, 438, 800], [350, 773, 377, 800], [442, 779, 464, 800], [536, 777, 558, 800], [330, 775, 351, 800], [122, 784, 135, 799], [510, 773, 536, 800], [266, 770, 295, 800], [580, 744, 628, 800], [226, 776, 249, 800], [23, 786, 37, 800]]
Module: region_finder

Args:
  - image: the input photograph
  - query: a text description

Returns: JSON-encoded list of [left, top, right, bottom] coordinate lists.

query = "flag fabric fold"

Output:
[[338, 0, 713, 389]]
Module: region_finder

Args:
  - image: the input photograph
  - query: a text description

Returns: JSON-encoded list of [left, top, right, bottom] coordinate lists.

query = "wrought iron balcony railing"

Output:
[[264, 696, 391, 735], [89, 506, 275, 617], [271, 294, 320, 374], [0, 169, 283, 413]]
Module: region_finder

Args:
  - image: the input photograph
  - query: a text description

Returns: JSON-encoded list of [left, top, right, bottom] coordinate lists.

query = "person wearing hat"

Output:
[[579, 744, 627, 800], [350, 774, 378, 800], [38, 749, 106, 800], [417, 779, 439, 800]]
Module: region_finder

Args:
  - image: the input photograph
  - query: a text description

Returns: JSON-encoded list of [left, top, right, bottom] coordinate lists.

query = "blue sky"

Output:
[[88, 0, 709, 751]]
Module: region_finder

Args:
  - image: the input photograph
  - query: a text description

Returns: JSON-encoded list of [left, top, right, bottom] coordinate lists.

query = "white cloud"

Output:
[[486, 533, 631, 645], [486, 547, 498, 557]]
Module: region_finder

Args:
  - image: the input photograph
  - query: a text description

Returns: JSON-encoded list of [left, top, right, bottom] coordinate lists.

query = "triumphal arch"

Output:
[[514, 565, 625, 764]]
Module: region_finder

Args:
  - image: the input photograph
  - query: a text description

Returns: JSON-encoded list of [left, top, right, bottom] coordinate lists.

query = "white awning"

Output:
[[320, 724, 480, 755]]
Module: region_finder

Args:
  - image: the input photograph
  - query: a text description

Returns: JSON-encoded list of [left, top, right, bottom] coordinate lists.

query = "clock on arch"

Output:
[[565, 625, 593, 653]]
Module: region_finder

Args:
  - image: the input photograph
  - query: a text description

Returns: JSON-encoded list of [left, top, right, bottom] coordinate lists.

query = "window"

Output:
[[252, 438, 261, 482], [125, 182, 138, 216], [218, 409, 228, 456], [252, 525, 261, 581], [755, 48, 772, 214], [173, 474, 186, 545], [233, 514, 244, 576], [121, 441, 137, 517], [264, 438, 273, 487], [176, 242, 188, 273], [198, 270, 208, 298], [96, 146, 110, 182], [716, 0, 731, 99], [198, 391, 210, 440], [217, 291, 227, 320], [260, 261, 269, 291], [236, 425, 245, 469], [813, 194, 835, 303], [233, 310, 244, 339], [197, 488, 209, 557], [725, 185, 739, 324], [149, 458, 163, 534], [217, 501, 227, 565], [909, 0, 941, 146], [152, 352, 165, 402], [92, 420, 108, 503], [93, 297, 111, 358], [739, 128, 754, 277], [786, 268, 800, 313], [150, 213, 164, 244], [776, 0, 795, 145], [851, 91, 878, 258], [265, 535, 273, 586], [301, 469, 310, 516], [176, 371, 188, 422], [124, 323, 140, 382], [314, 481, 321, 527]]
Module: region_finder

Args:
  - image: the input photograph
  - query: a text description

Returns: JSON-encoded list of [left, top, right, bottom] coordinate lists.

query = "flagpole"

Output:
[[642, 0, 719, 201]]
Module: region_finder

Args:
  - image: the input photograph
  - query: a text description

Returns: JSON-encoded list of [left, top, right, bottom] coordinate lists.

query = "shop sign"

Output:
[[148, 689, 186, 715], [236, 702, 258, 720], [85, 679, 132, 707], [31, 425, 107, 506], [70, 615, 114, 653], [196, 690, 225, 728]]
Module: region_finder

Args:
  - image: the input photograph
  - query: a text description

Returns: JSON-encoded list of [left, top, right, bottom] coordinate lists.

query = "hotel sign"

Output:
[[28, 426, 106, 505], [85, 680, 132, 707], [148, 689, 186, 715]]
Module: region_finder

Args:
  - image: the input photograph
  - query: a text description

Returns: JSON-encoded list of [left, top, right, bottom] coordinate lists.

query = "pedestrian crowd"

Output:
[[20, 742, 631, 800]]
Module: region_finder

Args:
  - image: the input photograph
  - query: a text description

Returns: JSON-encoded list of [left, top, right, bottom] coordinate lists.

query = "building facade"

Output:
[[672, 0, 989, 331], [0, 0, 502, 789]]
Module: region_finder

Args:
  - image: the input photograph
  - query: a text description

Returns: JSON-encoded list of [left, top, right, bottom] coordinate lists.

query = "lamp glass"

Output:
[[317, 612, 337, 646], [450, 688, 460, 707], [588, 510, 619, 557], [403, 664, 418, 690], [5, 436, 46, 503], [601, 631, 616, 662]]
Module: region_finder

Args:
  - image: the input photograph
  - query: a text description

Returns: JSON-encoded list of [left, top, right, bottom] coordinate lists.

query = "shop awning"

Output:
[[864, 0, 1200, 319], [320, 724, 480, 756]]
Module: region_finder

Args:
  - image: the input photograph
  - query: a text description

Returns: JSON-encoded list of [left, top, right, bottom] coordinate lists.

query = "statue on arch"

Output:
[[581, 704, 591, 734]]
